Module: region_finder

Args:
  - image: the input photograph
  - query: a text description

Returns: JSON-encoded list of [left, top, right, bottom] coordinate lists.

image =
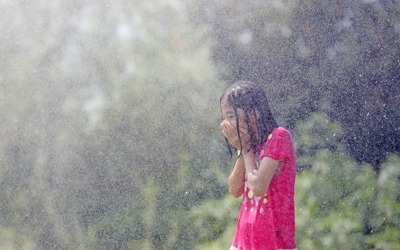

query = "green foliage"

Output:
[[191, 196, 240, 250], [294, 112, 343, 170], [366, 154, 400, 249], [295, 153, 376, 249], [295, 152, 400, 250], [190, 196, 239, 244], [0, 227, 36, 250], [88, 203, 145, 250]]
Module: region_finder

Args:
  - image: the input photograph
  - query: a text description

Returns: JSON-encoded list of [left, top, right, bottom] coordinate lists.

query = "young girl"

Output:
[[220, 81, 297, 250]]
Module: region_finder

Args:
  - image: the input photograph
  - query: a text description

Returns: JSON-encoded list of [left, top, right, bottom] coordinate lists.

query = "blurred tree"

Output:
[[78, 1, 227, 248], [291, 0, 400, 171], [190, 0, 299, 126], [0, 1, 89, 248], [0, 0, 227, 249]]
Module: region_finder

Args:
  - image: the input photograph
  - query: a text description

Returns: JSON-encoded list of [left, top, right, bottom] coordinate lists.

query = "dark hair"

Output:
[[220, 80, 278, 154]]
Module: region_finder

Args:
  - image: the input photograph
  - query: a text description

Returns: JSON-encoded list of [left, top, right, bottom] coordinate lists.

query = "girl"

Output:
[[220, 81, 297, 250]]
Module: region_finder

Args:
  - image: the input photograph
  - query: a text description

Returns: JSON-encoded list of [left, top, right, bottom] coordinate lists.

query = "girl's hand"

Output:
[[220, 120, 250, 150]]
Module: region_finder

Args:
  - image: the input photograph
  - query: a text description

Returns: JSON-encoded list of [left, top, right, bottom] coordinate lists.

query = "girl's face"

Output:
[[220, 98, 252, 149], [220, 99, 247, 130]]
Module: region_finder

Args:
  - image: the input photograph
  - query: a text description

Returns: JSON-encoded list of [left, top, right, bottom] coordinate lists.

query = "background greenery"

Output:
[[0, 0, 399, 249]]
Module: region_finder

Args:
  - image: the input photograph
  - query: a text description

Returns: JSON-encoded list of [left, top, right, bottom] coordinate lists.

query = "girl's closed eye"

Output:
[[222, 114, 235, 120], [223, 111, 236, 122], [228, 115, 236, 120]]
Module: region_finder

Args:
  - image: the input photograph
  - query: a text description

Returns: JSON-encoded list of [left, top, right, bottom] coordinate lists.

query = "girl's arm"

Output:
[[228, 156, 246, 198], [243, 150, 280, 197]]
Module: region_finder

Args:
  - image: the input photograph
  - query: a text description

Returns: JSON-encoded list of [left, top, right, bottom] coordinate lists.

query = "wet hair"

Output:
[[220, 80, 278, 155]]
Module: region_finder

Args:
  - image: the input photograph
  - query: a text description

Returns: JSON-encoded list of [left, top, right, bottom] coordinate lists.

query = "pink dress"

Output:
[[232, 127, 297, 250]]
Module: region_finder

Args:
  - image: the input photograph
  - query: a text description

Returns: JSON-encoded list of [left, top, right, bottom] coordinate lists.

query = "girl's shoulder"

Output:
[[272, 126, 291, 137], [270, 127, 293, 145]]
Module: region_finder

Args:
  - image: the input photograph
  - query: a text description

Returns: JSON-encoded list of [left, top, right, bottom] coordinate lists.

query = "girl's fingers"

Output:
[[222, 122, 234, 135], [221, 120, 251, 149]]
